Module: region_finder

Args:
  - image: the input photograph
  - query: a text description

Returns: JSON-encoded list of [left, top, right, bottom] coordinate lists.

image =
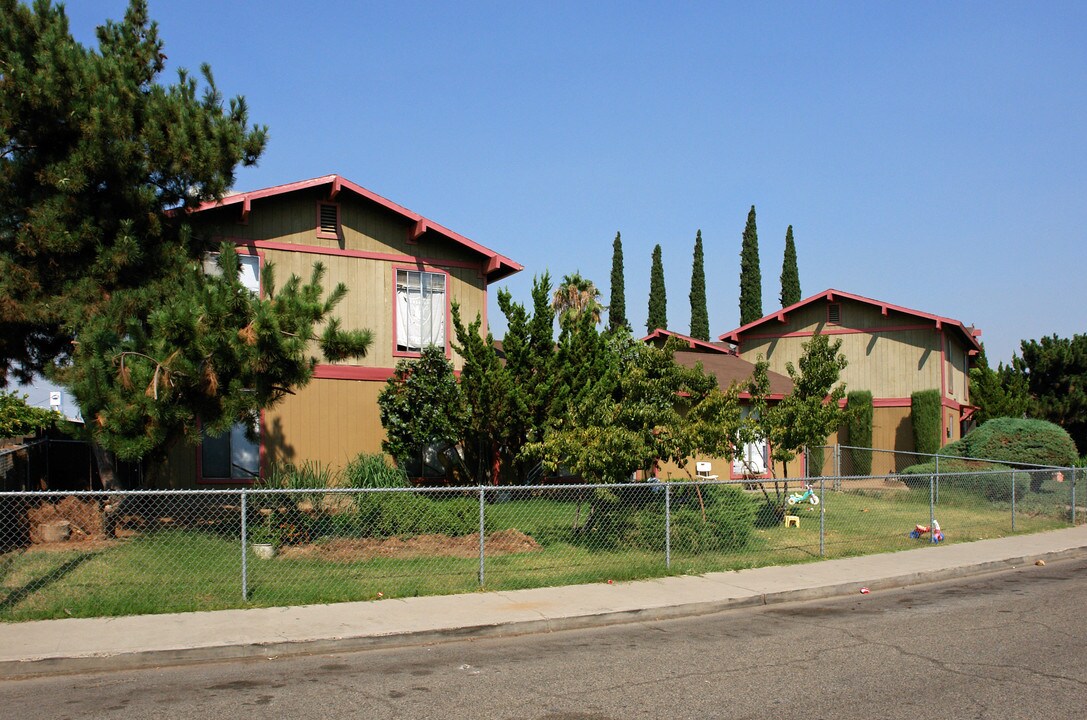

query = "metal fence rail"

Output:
[[1, 464, 1082, 622]]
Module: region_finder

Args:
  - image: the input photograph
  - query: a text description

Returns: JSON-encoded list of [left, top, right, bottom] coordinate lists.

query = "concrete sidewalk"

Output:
[[2, 525, 1086, 679]]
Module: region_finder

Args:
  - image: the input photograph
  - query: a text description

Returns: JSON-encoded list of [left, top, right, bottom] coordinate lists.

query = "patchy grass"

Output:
[[0, 485, 1075, 622]]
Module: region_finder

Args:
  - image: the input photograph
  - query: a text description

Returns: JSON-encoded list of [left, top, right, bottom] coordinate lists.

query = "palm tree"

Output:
[[551, 272, 604, 324]]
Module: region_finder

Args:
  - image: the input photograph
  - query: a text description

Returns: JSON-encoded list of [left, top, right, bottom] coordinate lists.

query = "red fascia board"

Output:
[[640, 328, 732, 354], [718, 288, 982, 353], [187, 174, 523, 282]]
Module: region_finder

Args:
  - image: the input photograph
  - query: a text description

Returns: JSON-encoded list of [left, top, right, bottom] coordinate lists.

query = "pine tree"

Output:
[[608, 232, 628, 331], [779, 225, 801, 308], [647, 244, 667, 333], [689, 229, 709, 340], [738, 205, 763, 326], [0, 2, 371, 484]]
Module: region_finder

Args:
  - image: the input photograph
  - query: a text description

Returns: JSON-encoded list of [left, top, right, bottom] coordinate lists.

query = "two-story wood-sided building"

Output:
[[160, 175, 521, 488], [719, 290, 982, 474]]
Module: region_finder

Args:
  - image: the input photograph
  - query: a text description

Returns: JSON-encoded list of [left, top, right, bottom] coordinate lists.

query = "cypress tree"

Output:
[[779, 225, 801, 308], [608, 232, 628, 331], [647, 244, 667, 333], [738, 205, 763, 326], [689, 229, 709, 340]]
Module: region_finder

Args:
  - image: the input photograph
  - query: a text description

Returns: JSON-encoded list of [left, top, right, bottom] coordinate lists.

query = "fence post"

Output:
[[1071, 467, 1077, 526], [929, 472, 936, 545], [664, 483, 671, 570], [834, 444, 841, 491], [819, 475, 825, 557], [478, 486, 486, 587], [934, 453, 940, 506], [1011, 473, 1016, 532], [240, 489, 248, 601]]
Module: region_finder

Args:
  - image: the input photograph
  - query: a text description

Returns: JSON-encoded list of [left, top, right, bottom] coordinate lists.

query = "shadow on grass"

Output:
[[0, 551, 100, 612]]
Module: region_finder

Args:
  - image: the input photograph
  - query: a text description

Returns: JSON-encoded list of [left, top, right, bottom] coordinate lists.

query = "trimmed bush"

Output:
[[571, 483, 756, 553], [911, 389, 942, 455], [630, 485, 755, 553], [936, 418, 1076, 492], [900, 458, 1025, 502], [847, 390, 874, 476]]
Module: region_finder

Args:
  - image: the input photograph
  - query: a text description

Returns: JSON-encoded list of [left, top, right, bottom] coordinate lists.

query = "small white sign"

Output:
[[49, 391, 62, 411]]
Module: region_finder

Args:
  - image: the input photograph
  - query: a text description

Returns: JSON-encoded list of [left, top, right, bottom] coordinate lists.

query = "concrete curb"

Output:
[[3, 544, 1083, 680]]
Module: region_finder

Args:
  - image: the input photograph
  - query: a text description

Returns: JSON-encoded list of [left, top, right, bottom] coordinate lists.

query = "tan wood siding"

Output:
[[263, 378, 387, 471]]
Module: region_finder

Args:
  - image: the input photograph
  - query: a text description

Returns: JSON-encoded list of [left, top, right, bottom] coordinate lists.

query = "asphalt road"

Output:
[[2, 557, 1085, 720]]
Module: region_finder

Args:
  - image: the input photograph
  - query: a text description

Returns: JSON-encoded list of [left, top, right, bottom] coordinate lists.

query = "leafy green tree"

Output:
[[738, 205, 763, 326], [378, 345, 467, 475], [1, 0, 266, 384], [689, 230, 709, 340], [552, 272, 603, 324], [1017, 334, 1087, 454], [746, 333, 847, 508], [608, 232, 629, 331], [451, 302, 516, 484], [647, 244, 667, 332], [779, 225, 800, 308], [524, 334, 741, 486], [0, 390, 58, 438], [969, 344, 1029, 425]]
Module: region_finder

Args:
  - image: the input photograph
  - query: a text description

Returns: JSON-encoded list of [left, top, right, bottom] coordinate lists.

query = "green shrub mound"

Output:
[[352, 492, 484, 538], [937, 418, 1077, 492], [900, 458, 1025, 502], [570, 484, 756, 553]]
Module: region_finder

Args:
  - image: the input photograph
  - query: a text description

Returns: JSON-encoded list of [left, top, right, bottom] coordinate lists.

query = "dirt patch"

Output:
[[278, 529, 542, 562], [27, 497, 105, 543]]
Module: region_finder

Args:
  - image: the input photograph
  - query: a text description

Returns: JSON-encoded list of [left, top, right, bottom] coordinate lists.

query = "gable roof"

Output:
[[188, 174, 523, 283], [672, 350, 794, 398], [641, 328, 735, 354], [718, 288, 982, 353]]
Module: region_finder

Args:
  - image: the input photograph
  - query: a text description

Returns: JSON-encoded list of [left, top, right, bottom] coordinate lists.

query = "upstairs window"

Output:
[[396, 269, 446, 353], [317, 202, 340, 239]]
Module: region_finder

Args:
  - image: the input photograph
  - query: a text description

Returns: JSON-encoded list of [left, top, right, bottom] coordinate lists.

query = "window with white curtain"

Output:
[[396, 269, 446, 352]]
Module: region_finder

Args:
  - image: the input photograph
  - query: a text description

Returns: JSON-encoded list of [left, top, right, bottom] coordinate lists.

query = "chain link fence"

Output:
[[1, 451, 1082, 622]]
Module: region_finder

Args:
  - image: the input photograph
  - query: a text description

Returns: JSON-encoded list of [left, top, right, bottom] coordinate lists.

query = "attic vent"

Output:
[[318, 202, 339, 237], [827, 303, 841, 324]]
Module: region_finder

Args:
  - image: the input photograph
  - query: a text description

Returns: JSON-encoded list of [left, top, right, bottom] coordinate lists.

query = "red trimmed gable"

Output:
[[641, 328, 735, 354], [187, 174, 523, 283], [718, 289, 982, 354]]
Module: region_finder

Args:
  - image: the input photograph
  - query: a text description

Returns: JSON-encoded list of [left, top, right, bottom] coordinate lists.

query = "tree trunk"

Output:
[[91, 442, 121, 491]]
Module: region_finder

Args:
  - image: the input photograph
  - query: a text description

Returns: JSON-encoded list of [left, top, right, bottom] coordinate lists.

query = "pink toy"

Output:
[[909, 520, 944, 542]]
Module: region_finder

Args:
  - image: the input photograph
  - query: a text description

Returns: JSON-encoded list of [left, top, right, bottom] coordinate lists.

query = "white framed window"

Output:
[[395, 269, 446, 353]]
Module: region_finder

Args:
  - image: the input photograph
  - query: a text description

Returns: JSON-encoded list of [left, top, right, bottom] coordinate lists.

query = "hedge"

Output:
[[847, 390, 874, 476], [936, 417, 1077, 491], [911, 389, 942, 455]]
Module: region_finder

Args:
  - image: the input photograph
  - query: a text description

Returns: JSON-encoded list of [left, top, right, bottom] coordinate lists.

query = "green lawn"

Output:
[[0, 483, 1077, 622]]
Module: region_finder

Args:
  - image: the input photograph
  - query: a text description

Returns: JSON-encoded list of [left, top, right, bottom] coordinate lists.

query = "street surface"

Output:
[[2, 557, 1085, 719]]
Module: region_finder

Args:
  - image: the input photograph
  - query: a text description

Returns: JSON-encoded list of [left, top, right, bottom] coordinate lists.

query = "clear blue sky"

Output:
[[65, 0, 1085, 364]]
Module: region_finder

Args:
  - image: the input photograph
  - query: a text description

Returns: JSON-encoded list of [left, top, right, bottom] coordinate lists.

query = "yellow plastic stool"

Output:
[[784, 515, 800, 528]]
